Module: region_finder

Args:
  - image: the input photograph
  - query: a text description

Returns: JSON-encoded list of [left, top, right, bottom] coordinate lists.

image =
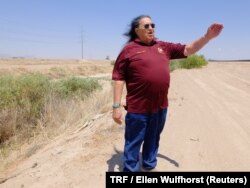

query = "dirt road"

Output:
[[1, 62, 250, 187]]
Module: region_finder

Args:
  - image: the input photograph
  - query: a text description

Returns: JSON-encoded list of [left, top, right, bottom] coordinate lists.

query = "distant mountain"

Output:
[[0, 54, 35, 59], [0, 53, 11, 58], [208, 59, 250, 62]]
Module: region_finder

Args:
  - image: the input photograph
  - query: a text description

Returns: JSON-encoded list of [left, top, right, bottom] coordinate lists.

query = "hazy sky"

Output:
[[0, 0, 249, 60]]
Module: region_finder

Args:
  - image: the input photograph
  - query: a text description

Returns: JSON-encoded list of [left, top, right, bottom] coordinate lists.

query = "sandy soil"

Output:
[[0, 61, 250, 187]]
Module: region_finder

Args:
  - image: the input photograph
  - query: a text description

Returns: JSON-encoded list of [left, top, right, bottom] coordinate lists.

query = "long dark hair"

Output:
[[124, 15, 151, 43]]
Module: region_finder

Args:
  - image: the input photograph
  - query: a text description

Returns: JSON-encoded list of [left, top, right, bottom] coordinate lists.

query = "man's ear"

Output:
[[135, 28, 139, 35]]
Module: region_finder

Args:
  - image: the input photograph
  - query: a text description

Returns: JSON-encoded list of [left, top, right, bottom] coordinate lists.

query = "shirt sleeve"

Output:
[[161, 41, 187, 60], [112, 48, 129, 80]]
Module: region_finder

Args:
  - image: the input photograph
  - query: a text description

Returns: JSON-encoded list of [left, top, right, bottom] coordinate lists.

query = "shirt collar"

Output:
[[134, 38, 158, 46]]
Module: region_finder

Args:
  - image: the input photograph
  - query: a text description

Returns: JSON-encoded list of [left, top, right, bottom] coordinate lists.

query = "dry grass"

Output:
[[0, 58, 113, 79], [0, 79, 113, 173], [0, 58, 113, 173]]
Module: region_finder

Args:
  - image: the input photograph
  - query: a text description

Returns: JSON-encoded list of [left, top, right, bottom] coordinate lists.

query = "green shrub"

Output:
[[170, 55, 208, 71], [0, 74, 101, 144], [0, 74, 49, 119], [179, 55, 207, 69], [51, 77, 101, 99], [170, 60, 182, 72], [0, 74, 49, 143]]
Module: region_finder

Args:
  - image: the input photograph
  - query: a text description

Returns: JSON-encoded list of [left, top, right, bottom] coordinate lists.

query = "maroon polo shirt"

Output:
[[112, 38, 186, 113]]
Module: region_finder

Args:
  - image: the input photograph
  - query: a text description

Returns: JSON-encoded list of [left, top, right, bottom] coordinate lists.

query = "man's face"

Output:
[[135, 17, 155, 45]]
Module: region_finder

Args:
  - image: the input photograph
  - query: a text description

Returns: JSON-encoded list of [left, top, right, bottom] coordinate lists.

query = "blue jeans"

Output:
[[123, 108, 167, 172]]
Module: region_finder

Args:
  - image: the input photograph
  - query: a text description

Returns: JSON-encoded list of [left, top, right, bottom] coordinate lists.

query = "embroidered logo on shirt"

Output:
[[158, 47, 164, 54], [135, 50, 146, 54]]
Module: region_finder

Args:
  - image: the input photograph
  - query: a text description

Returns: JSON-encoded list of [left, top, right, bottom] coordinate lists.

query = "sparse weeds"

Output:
[[0, 74, 101, 145]]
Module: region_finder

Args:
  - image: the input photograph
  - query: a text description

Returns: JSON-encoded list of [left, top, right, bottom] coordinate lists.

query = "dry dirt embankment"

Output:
[[0, 58, 112, 78], [0, 61, 250, 188]]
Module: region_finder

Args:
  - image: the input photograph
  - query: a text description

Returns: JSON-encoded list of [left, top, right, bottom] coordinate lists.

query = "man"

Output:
[[112, 15, 223, 172]]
